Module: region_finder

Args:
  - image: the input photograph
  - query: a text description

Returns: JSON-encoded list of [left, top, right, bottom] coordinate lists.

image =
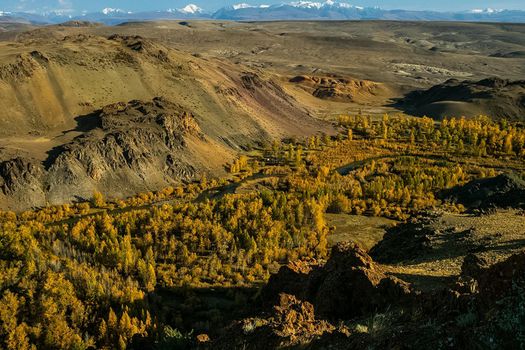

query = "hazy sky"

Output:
[[2, 0, 525, 13]]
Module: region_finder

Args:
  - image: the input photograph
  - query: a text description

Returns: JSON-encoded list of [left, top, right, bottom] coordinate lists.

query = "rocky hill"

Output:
[[0, 30, 331, 209], [215, 213, 525, 349], [399, 77, 525, 120]]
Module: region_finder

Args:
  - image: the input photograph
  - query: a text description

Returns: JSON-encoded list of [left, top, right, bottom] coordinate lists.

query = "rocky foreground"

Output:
[[209, 241, 525, 349], [201, 176, 525, 349]]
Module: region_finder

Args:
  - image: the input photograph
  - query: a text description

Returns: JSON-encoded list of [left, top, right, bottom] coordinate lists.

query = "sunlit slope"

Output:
[[0, 31, 331, 209], [0, 33, 326, 140]]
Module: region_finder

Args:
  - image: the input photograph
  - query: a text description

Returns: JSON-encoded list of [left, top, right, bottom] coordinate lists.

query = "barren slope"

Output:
[[0, 29, 332, 209]]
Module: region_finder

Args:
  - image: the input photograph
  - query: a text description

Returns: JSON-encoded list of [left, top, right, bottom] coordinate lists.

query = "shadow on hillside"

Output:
[[386, 91, 424, 116], [370, 224, 472, 265], [63, 110, 103, 134], [129, 285, 262, 349], [371, 220, 525, 267], [43, 111, 102, 170], [43, 144, 66, 170], [389, 273, 455, 292], [154, 285, 261, 332]]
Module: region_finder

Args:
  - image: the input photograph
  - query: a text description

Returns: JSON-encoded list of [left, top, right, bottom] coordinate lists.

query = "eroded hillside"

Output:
[[0, 30, 331, 209]]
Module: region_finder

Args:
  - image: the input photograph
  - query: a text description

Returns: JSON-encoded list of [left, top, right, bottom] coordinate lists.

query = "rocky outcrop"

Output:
[[263, 242, 412, 320], [0, 97, 209, 209], [44, 97, 202, 204], [465, 251, 525, 302], [268, 294, 335, 344], [218, 242, 525, 349], [262, 260, 316, 306], [313, 243, 412, 319], [0, 157, 46, 207], [369, 216, 436, 264], [0, 51, 48, 81], [108, 34, 164, 56], [460, 253, 490, 278], [289, 75, 390, 103], [218, 293, 339, 350], [241, 73, 265, 91], [0, 157, 44, 195]]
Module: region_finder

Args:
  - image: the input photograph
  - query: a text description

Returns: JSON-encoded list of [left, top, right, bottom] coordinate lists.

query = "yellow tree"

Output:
[[92, 191, 105, 208]]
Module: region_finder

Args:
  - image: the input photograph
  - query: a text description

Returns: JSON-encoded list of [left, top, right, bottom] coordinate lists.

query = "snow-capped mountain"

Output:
[[288, 1, 356, 9], [0, 4, 210, 25], [101, 8, 126, 15], [0, 11, 30, 24], [230, 3, 271, 10], [212, 1, 525, 22], [469, 8, 504, 14], [178, 4, 204, 14], [1, 1, 525, 25], [213, 1, 381, 20], [222, 1, 362, 11]]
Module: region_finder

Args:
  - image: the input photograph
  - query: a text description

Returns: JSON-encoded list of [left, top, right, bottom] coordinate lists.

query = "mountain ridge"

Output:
[[2, 1, 525, 25], [0, 30, 331, 209]]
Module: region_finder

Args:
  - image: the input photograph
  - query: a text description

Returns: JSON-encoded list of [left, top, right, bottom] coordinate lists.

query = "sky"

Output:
[[1, 0, 525, 14]]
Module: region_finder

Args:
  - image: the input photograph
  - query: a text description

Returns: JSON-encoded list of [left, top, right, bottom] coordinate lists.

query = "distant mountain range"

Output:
[[0, 6, 207, 26], [1, 1, 525, 25], [213, 2, 525, 22]]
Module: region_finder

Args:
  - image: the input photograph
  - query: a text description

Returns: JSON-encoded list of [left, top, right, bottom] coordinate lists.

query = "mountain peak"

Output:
[[469, 8, 503, 14], [179, 4, 204, 14], [101, 8, 125, 15]]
